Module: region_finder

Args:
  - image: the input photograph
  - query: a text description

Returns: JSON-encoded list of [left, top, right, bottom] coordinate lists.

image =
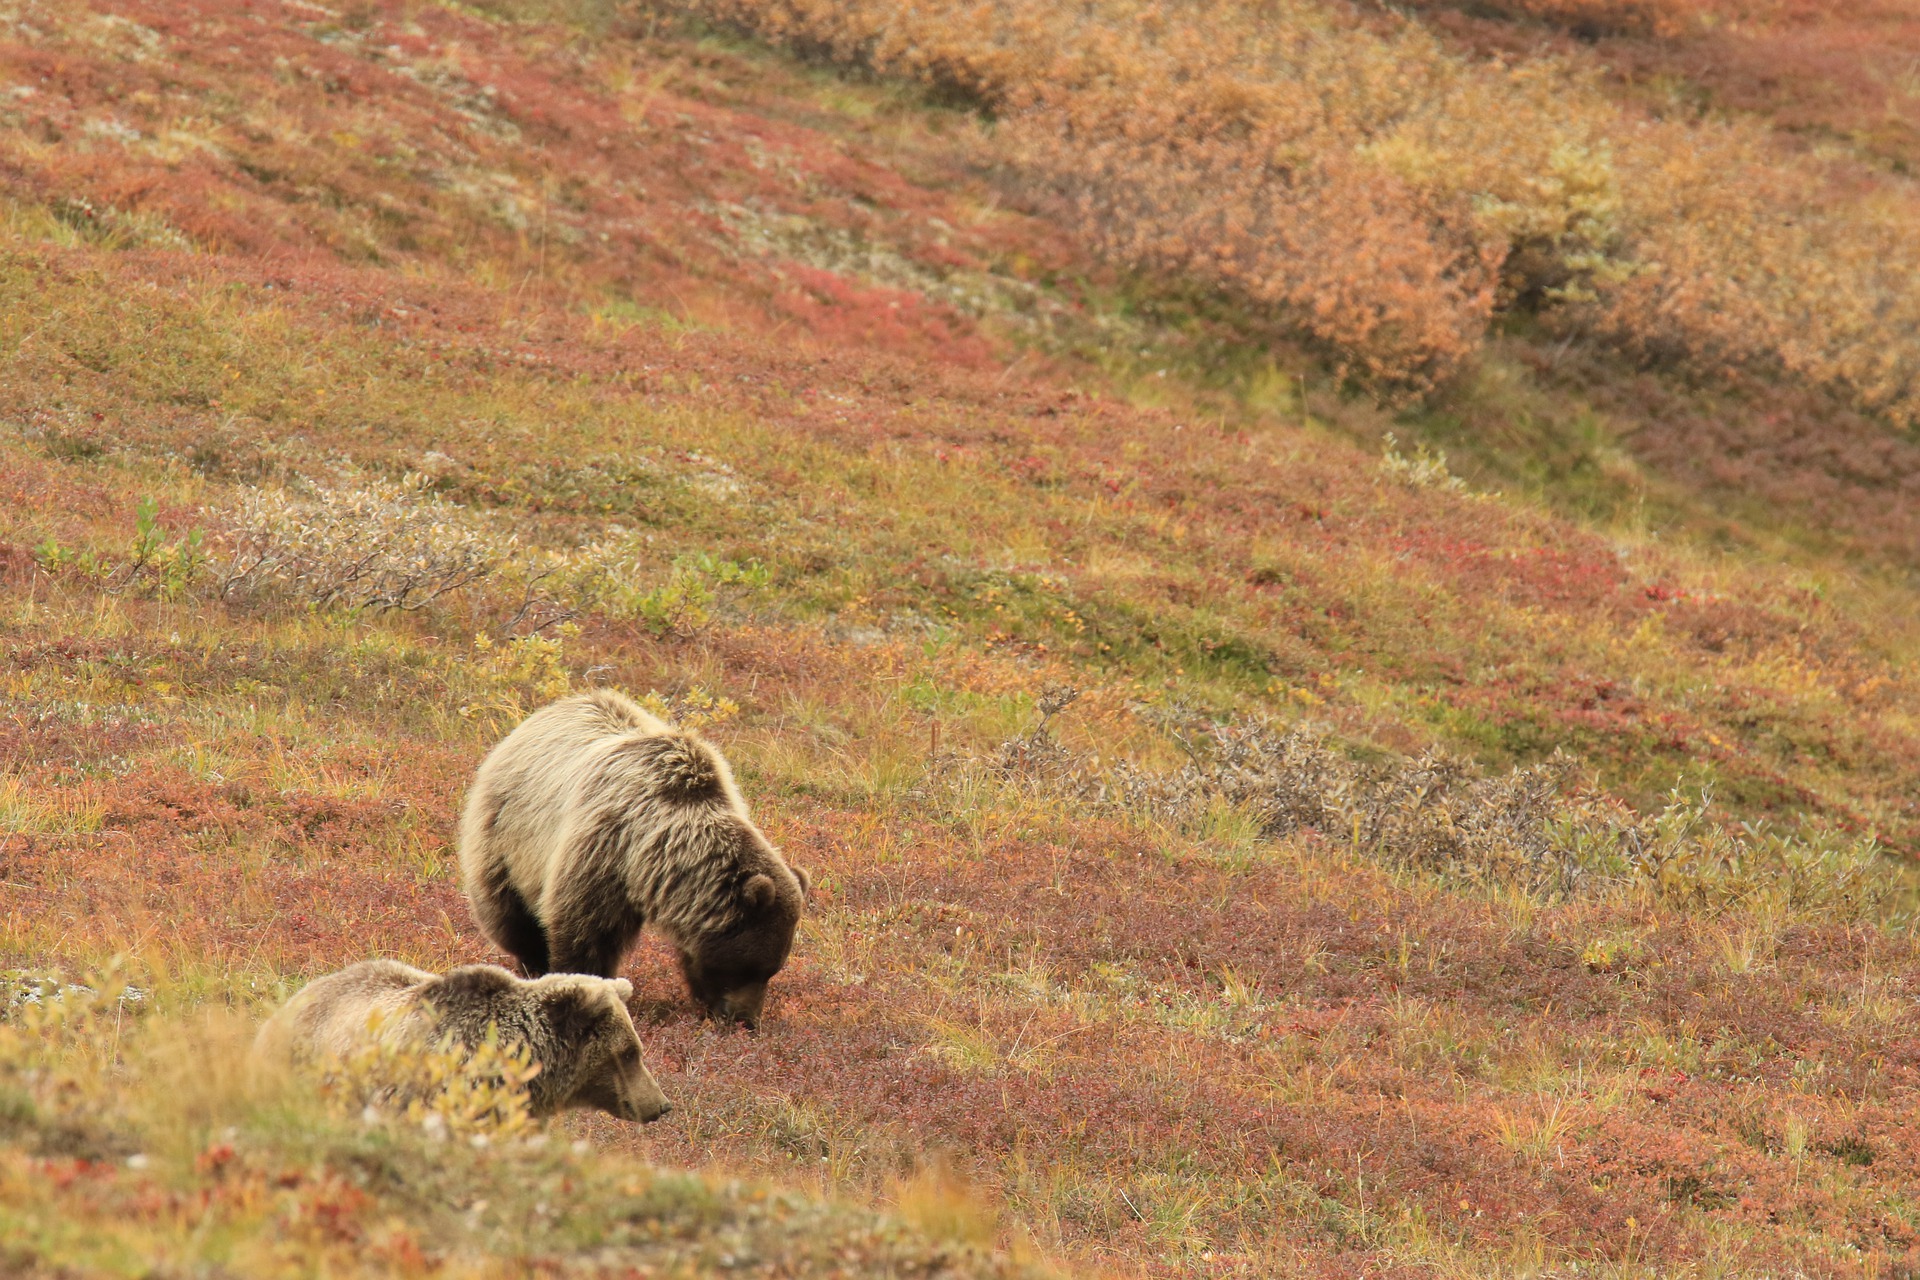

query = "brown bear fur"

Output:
[[253, 959, 670, 1122], [458, 689, 808, 1027]]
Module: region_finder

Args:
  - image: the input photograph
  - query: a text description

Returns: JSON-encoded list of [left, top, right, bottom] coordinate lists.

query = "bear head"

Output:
[[675, 860, 810, 1029], [530, 973, 671, 1122], [430, 966, 670, 1123]]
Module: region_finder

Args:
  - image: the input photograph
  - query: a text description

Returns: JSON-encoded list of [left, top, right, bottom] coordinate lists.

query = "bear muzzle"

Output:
[[572, 1040, 673, 1122], [711, 980, 769, 1029], [614, 1059, 673, 1123]]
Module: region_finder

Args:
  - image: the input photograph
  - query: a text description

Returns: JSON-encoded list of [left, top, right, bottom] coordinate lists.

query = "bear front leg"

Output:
[[470, 865, 552, 977], [546, 922, 639, 980], [542, 820, 647, 979], [543, 873, 644, 980]]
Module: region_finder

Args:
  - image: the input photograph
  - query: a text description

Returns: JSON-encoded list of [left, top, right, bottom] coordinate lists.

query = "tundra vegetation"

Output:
[[1, 0, 1918, 1277]]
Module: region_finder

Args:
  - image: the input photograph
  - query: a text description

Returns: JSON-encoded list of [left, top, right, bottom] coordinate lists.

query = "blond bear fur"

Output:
[[253, 959, 670, 1122], [458, 690, 808, 1027]]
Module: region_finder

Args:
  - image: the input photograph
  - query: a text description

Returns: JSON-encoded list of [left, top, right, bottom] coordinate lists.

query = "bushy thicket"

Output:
[[206, 476, 766, 638], [0, 972, 1036, 1280], [660, 0, 1920, 417], [1399, 0, 1890, 40], [216, 476, 503, 613], [994, 709, 1898, 918]]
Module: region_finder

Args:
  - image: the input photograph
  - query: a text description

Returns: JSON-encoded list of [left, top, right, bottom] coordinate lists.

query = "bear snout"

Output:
[[620, 1071, 673, 1123], [631, 1098, 673, 1123], [712, 980, 769, 1029]]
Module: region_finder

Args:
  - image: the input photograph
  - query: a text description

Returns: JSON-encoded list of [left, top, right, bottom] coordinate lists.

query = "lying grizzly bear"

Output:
[[254, 959, 671, 1122], [458, 689, 808, 1028]]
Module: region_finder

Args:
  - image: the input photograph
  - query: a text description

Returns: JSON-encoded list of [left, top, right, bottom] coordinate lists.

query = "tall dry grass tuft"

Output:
[[892, 1160, 1003, 1249], [134, 1001, 279, 1168]]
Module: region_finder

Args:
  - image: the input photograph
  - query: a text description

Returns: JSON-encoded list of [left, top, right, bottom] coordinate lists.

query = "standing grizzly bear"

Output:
[[253, 959, 671, 1122], [459, 689, 808, 1027]]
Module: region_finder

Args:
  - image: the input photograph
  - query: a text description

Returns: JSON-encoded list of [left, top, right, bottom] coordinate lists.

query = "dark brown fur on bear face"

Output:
[[674, 867, 808, 1027]]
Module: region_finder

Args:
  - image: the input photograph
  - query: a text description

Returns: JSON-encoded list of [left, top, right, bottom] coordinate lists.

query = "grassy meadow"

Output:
[[2, 0, 1919, 1276]]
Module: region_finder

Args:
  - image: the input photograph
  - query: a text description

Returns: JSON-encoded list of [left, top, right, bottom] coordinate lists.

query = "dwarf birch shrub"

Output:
[[638, 685, 743, 729], [461, 627, 580, 725], [1378, 433, 1468, 491], [1560, 789, 1897, 920], [214, 475, 502, 612], [315, 1016, 541, 1141], [576, 532, 772, 636], [1465, 142, 1639, 309], [986, 714, 1899, 918], [37, 494, 206, 600]]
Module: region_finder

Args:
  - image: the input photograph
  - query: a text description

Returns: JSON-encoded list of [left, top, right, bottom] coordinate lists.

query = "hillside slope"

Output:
[[2, 1, 1918, 1277]]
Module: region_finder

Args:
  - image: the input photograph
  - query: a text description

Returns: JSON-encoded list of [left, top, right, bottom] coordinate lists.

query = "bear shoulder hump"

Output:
[[427, 964, 520, 1006]]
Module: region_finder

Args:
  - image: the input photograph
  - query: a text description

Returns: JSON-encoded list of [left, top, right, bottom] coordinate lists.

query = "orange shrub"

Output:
[[1399, 0, 1686, 37], [1407, 0, 1914, 37], [666, 0, 1920, 420], [1013, 126, 1499, 391]]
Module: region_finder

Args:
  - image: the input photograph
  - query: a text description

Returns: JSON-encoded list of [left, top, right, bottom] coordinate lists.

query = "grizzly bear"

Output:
[[458, 689, 808, 1028], [253, 959, 671, 1122]]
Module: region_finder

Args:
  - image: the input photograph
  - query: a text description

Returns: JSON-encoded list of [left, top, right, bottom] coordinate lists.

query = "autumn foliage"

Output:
[[3, 1, 1920, 1278], [674, 0, 1920, 417]]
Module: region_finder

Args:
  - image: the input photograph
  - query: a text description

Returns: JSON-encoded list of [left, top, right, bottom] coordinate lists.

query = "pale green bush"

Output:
[[214, 475, 502, 612]]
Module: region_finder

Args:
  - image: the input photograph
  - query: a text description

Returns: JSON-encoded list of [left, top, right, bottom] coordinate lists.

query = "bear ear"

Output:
[[792, 866, 811, 896], [744, 873, 776, 909], [609, 978, 634, 1002]]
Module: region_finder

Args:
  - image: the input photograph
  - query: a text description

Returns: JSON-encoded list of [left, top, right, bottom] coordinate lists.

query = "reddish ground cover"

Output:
[[3, 2, 1919, 1277]]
